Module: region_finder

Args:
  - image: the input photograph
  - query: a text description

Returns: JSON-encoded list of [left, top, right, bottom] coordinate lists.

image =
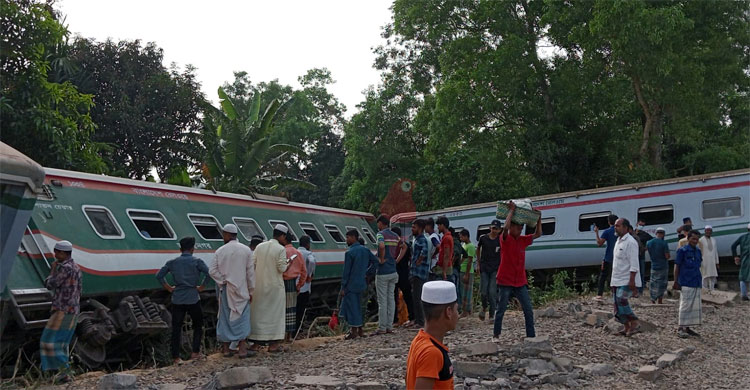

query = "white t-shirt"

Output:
[[297, 247, 316, 294], [610, 233, 641, 287]]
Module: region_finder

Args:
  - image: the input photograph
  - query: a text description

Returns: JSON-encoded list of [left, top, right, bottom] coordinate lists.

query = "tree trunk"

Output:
[[632, 75, 662, 168], [648, 111, 664, 169]]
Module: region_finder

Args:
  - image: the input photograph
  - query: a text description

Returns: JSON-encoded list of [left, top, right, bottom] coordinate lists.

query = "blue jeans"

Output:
[[741, 281, 748, 298], [493, 285, 535, 338], [480, 271, 498, 315]]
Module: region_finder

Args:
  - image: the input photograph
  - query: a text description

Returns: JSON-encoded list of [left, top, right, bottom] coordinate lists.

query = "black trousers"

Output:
[[597, 261, 613, 296], [409, 277, 425, 326], [394, 271, 414, 323], [170, 302, 203, 358], [295, 291, 310, 334]]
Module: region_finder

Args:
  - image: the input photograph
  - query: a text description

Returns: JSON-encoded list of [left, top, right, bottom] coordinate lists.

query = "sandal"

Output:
[[386, 329, 394, 334], [268, 345, 288, 353], [344, 331, 359, 340], [370, 330, 387, 337], [237, 350, 257, 358], [685, 328, 701, 337], [223, 351, 236, 358]]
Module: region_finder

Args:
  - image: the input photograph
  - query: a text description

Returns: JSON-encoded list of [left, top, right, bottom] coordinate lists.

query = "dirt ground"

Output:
[[24, 292, 750, 389]]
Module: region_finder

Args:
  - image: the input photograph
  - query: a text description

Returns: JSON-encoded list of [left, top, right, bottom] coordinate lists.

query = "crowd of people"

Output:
[[35, 205, 750, 387]]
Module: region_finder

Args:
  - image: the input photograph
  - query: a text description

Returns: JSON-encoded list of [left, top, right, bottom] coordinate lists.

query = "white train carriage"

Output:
[[392, 169, 750, 270]]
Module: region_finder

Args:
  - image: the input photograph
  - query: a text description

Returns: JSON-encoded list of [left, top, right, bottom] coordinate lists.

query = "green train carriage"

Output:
[[2, 167, 375, 367]]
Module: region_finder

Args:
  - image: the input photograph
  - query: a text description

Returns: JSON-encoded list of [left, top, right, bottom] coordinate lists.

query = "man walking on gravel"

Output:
[[610, 218, 641, 336], [674, 230, 703, 338], [476, 219, 501, 321], [731, 224, 750, 301], [646, 227, 670, 304], [594, 214, 618, 300], [405, 281, 457, 389], [493, 201, 541, 341], [210, 224, 255, 358]]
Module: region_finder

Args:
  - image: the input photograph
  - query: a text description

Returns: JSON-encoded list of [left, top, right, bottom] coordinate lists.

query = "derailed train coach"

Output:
[[392, 169, 750, 272], [0, 157, 375, 368]]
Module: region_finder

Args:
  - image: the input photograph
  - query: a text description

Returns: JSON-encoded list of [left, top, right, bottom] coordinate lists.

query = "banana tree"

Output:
[[201, 87, 313, 195]]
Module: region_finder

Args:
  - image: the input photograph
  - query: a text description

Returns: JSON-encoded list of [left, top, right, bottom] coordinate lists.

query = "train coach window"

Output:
[[233, 218, 266, 240], [83, 206, 124, 239], [325, 225, 346, 243], [127, 209, 175, 239], [525, 218, 556, 236], [268, 220, 297, 241], [703, 197, 742, 220], [188, 214, 223, 240], [346, 226, 363, 242], [361, 227, 376, 243], [637, 205, 674, 226], [299, 222, 324, 243], [476, 224, 492, 240], [578, 212, 611, 232]]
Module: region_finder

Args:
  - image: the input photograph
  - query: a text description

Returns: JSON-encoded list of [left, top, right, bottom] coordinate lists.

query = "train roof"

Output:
[[392, 168, 750, 222], [0, 142, 45, 192], [44, 168, 375, 219]]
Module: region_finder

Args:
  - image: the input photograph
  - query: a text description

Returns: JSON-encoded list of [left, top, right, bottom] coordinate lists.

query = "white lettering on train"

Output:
[[131, 188, 189, 200]]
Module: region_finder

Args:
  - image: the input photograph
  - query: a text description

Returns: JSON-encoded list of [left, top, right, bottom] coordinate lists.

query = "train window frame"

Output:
[[82, 205, 125, 239], [702, 197, 743, 220], [525, 218, 556, 236], [637, 205, 674, 226], [233, 217, 267, 241], [345, 226, 364, 242], [126, 209, 176, 240], [578, 211, 611, 232], [187, 213, 224, 241], [476, 224, 491, 240], [268, 220, 298, 242], [298, 222, 325, 243], [361, 227, 376, 244], [324, 224, 346, 243]]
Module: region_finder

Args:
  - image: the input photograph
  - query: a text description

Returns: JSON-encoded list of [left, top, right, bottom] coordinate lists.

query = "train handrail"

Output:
[[25, 226, 51, 270]]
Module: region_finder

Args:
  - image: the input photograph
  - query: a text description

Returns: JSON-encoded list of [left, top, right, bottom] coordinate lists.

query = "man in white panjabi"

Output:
[[249, 224, 289, 352], [209, 224, 255, 358], [699, 225, 719, 292]]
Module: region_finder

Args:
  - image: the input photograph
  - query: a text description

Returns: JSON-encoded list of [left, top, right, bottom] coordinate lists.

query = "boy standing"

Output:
[[405, 281, 457, 389], [674, 230, 703, 338]]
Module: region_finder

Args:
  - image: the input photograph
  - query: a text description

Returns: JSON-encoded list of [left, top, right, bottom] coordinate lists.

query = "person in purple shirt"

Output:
[[594, 214, 618, 300]]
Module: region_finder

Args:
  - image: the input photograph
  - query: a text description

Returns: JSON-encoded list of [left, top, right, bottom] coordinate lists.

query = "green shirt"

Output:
[[460, 242, 476, 273]]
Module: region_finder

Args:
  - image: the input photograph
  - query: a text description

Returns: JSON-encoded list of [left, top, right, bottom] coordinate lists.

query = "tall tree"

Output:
[[0, 0, 103, 171], [545, 0, 750, 172], [67, 38, 205, 179]]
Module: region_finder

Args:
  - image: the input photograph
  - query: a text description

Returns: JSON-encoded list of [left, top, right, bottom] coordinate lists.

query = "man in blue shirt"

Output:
[[340, 229, 374, 339], [674, 230, 703, 338], [594, 214, 618, 300], [156, 236, 209, 364], [647, 227, 671, 304], [408, 219, 430, 328]]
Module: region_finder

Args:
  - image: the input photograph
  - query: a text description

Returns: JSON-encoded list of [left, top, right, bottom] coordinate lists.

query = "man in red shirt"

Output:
[[436, 216, 454, 282], [493, 201, 542, 341]]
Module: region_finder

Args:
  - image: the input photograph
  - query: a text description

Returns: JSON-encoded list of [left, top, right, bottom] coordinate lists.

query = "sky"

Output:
[[58, 0, 394, 116]]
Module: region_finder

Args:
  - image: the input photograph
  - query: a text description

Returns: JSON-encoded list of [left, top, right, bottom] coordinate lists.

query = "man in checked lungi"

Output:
[[674, 229, 703, 338], [282, 236, 306, 342], [40, 240, 82, 383]]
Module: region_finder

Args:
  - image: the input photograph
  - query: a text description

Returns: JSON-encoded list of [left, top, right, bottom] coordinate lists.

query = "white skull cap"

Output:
[[655, 227, 665, 233], [54, 240, 73, 251], [274, 224, 289, 234], [421, 281, 457, 304], [222, 224, 238, 234], [704, 225, 712, 230]]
